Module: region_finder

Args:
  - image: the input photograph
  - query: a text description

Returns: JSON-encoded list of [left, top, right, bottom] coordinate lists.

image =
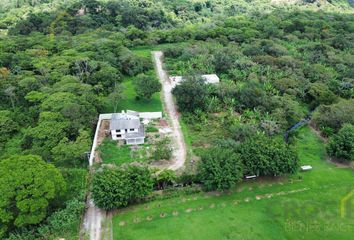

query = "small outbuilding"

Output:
[[301, 165, 313, 171], [169, 74, 220, 87]]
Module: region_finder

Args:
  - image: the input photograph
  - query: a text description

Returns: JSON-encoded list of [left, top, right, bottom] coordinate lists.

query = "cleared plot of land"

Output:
[[98, 139, 150, 165], [104, 73, 163, 113], [112, 126, 354, 240]]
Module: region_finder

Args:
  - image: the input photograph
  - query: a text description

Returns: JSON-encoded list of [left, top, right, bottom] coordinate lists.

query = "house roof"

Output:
[[109, 113, 140, 130], [125, 125, 145, 139]]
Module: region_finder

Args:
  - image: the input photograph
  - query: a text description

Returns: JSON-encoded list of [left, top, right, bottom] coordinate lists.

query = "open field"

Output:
[[112, 126, 354, 240]]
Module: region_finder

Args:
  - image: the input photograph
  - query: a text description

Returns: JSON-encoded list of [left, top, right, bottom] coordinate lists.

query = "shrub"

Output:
[[327, 124, 354, 162], [134, 74, 161, 99], [92, 165, 153, 210], [146, 125, 159, 133], [152, 138, 172, 160], [153, 169, 176, 190], [198, 147, 243, 191], [238, 135, 299, 176], [172, 75, 208, 112], [312, 99, 354, 133]]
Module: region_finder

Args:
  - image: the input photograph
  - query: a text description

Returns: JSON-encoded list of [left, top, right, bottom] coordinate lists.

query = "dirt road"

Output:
[[83, 197, 104, 240], [153, 51, 187, 170]]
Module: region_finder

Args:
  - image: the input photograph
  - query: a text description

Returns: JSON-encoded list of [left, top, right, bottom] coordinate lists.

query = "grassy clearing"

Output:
[[112, 126, 354, 240], [104, 72, 163, 113], [98, 139, 150, 165], [104, 45, 166, 113], [117, 73, 163, 112]]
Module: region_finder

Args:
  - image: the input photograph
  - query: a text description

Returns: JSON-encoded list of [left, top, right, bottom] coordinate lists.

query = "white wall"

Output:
[[139, 112, 162, 119]]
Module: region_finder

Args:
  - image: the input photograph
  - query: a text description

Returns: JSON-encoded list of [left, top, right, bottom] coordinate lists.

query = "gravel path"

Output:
[[153, 51, 187, 170]]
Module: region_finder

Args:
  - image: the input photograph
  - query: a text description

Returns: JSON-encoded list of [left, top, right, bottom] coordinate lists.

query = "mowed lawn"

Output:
[[113, 126, 354, 240]]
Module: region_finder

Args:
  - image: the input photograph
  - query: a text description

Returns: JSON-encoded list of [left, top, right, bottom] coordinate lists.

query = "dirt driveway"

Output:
[[153, 51, 187, 170]]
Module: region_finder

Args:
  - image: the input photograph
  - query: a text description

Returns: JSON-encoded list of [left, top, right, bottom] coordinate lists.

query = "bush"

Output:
[[38, 198, 85, 239], [146, 125, 159, 133], [134, 74, 161, 99], [92, 165, 153, 210], [152, 138, 172, 160], [312, 99, 354, 133], [198, 147, 243, 191], [153, 169, 176, 190], [172, 75, 208, 112], [327, 124, 354, 162], [238, 135, 299, 176]]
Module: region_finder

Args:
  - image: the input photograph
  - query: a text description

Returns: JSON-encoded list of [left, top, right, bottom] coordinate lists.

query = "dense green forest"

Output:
[[0, 0, 353, 239]]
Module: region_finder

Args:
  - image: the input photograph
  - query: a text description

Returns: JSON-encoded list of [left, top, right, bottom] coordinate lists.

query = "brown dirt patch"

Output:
[[159, 119, 169, 127], [119, 221, 126, 226]]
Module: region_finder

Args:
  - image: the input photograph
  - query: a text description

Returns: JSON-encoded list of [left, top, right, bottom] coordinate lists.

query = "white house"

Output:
[[109, 111, 145, 145], [169, 74, 220, 88]]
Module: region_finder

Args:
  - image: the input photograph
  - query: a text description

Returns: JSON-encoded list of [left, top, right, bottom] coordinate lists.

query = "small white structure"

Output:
[[301, 165, 312, 171], [169, 74, 220, 88], [245, 175, 257, 179], [110, 111, 145, 145]]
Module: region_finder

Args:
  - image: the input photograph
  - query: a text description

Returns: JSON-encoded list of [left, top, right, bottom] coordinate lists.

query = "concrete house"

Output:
[[109, 111, 145, 145]]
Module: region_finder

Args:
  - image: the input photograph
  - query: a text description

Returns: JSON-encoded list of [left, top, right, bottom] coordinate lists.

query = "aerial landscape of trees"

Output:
[[0, 0, 353, 239]]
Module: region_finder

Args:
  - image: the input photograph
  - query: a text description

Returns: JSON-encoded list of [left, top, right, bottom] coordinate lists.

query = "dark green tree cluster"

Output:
[[172, 76, 209, 113], [0, 155, 66, 239], [0, 32, 151, 166], [327, 124, 354, 162], [198, 147, 243, 191], [198, 135, 299, 191], [238, 135, 299, 176], [134, 74, 161, 99], [92, 165, 153, 210]]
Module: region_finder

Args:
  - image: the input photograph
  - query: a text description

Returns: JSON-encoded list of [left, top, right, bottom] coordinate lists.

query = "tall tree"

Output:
[[134, 74, 161, 99], [0, 155, 66, 238]]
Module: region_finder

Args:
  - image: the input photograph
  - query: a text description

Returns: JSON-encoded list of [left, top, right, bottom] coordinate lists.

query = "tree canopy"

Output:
[[0, 155, 66, 238], [327, 124, 354, 162], [92, 165, 153, 210], [198, 147, 243, 191]]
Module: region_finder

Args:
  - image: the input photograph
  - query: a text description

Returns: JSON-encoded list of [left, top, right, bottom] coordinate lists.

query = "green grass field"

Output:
[[112, 126, 354, 240], [98, 139, 150, 165]]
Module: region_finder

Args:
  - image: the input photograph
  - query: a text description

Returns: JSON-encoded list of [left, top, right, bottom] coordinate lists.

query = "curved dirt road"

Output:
[[153, 51, 187, 170]]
